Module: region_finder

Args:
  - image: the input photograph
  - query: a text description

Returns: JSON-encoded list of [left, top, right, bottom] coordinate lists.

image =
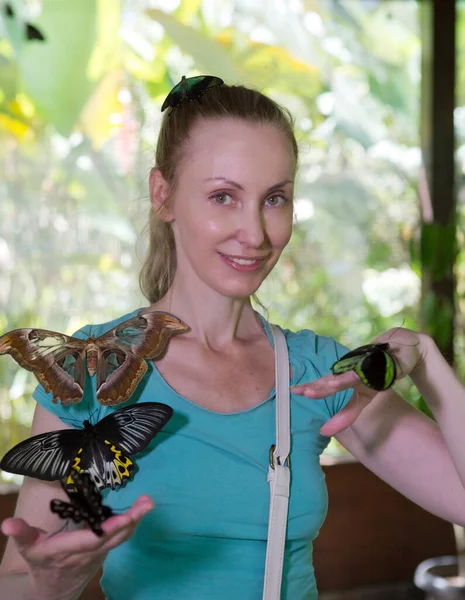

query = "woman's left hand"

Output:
[[290, 327, 430, 437]]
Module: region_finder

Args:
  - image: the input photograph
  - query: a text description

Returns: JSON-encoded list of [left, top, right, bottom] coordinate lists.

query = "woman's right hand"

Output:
[[1, 494, 154, 600]]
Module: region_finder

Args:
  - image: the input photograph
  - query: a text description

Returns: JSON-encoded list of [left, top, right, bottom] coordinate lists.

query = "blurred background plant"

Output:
[[0, 0, 463, 480]]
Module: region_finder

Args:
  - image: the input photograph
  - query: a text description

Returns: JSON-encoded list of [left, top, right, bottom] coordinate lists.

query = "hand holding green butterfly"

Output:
[[291, 327, 429, 437], [0, 492, 154, 600]]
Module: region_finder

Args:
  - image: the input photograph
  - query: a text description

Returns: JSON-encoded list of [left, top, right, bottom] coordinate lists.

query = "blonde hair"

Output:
[[139, 82, 299, 306]]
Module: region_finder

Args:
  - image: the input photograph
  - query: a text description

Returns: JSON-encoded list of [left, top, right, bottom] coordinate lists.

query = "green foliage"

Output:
[[0, 0, 461, 471], [420, 222, 458, 282]]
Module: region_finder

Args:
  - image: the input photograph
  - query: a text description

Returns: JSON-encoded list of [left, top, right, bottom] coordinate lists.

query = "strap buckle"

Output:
[[269, 443, 290, 469]]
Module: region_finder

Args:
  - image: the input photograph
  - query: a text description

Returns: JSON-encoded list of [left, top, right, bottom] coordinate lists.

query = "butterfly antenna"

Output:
[[89, 404, 101, 424], [385, 318, 420, 348], [60, 416, 84, 428], [46, 520, 70, 538]]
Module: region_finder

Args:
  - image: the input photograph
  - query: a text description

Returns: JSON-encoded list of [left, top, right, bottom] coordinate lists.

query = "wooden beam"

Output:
[[419, 0, 456, 363]]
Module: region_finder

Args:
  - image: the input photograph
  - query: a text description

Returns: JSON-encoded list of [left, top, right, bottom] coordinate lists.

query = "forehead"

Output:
[[181, 118, 295, 182]]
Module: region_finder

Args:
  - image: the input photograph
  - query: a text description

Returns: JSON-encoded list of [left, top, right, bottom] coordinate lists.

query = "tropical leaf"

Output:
[[146, 9, 245, 84], [17, 0, 98, 135]]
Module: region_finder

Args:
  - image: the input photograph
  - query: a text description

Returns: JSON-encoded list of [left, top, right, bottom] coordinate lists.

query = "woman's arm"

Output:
[[0, 405, 91, 600], [0, 403, 155, 600], [334, 385, 465, 526], [292, 330, 465, 525]]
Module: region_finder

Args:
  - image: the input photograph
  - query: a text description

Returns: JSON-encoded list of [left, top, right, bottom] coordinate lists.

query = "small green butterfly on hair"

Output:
[[331, 343, 397, 392], [161, 75, 224, 112]]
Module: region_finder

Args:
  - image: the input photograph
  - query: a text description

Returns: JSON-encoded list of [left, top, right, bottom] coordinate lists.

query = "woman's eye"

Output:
[[266, 195, 286, 207], [212, 193, 232, 205]]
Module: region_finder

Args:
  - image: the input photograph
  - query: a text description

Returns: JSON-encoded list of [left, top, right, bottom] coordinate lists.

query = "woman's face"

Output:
[[159, 118, 295, 299]]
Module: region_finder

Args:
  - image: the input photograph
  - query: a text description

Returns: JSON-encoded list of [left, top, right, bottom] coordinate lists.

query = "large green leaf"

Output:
[[17, 0, 99, 135], [146, 9, 245, 84], [235, 39, 321, 99]]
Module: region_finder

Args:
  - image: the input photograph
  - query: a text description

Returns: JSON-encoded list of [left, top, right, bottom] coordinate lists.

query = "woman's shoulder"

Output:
[[279, 324, 349, 360], [276, 324, 355, 419], [73, 307, 148, 339], [271, 323, 350, 387]]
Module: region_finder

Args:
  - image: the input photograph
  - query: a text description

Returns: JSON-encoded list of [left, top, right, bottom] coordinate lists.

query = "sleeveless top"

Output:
[[33, 308, 354, 599]]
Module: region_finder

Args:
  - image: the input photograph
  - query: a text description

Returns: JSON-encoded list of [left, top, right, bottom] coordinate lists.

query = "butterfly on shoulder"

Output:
[[0, 402, 173, 490], [161, 75, 224, 112], [51, 467, 114, 536], [0, 309, 189, 406], [331, 343, 397, 391]]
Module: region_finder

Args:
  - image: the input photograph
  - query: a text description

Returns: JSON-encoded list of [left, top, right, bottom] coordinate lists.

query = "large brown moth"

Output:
[[0, 309, 189, 406]]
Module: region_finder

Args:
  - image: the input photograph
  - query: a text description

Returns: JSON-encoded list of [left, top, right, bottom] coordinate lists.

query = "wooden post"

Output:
[[419, 0, 456, 364]]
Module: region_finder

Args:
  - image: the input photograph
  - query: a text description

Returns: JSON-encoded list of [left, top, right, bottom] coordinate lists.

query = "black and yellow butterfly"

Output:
[[0, 402, 173, 490], [51, 467, 114, 537], [161, 75, 224, 112], [331, 343, 396, 391]]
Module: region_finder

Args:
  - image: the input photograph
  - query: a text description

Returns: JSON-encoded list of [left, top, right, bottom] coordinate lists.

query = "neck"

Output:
[[150, 280, 264, 350]]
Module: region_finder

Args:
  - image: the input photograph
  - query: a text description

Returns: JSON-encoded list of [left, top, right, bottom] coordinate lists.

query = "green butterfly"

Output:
[[161, 75, 224, 112], [331, 343, 396, 391]]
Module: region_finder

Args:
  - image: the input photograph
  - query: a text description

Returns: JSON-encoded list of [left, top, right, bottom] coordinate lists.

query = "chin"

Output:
[[213, 279, 265, 299]]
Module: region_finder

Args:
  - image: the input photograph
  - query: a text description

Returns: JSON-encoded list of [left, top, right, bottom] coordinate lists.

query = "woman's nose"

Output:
[[236, 210, 267, 248]]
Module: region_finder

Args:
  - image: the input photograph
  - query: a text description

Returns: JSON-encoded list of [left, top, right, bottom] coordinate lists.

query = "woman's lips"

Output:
[[218, 253, 266, 272]]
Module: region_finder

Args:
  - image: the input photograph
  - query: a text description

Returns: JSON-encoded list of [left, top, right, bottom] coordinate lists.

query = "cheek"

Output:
[[173, 206, 224, 249], [267, 214, 293, 248]]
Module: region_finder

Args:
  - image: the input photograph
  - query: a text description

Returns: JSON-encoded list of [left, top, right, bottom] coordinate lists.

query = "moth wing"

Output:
[[96, 310, 189, 360], [94, 347, 147, 407], [92, 310, 188, 406], [93, 402, 173, 455], [0, 328, 86, 405], [0, 429, 84, 480]]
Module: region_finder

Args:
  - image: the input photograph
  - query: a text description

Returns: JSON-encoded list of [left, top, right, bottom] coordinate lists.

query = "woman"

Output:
[[1, 78, 465, 600]]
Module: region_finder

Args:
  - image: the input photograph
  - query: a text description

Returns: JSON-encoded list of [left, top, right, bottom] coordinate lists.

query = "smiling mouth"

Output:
[[219, 253, 267, 264], [218, 253, 269, 271]]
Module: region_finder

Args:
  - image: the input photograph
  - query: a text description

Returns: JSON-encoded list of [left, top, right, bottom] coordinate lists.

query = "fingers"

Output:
[[102, 494, 155, 533], [1, 518, 43, 551], [319, 411, 354, 437], [51, 494, 154, 554], [5, 494, 155, 565], [292, 371, 360, 398]]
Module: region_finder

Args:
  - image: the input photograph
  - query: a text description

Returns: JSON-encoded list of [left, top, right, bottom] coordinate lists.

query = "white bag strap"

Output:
[[262, 324, 291, 600]]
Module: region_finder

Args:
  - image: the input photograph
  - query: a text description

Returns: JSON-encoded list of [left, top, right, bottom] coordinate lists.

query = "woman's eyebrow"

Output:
[[203, 177, 293, 192]]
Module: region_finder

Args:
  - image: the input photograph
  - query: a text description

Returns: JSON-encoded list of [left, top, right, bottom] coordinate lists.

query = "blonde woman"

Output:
[[1, 78, 464, 600]]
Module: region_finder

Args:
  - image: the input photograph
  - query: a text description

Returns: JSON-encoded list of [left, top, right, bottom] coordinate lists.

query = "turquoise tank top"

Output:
[[32, 308, 354, 599]]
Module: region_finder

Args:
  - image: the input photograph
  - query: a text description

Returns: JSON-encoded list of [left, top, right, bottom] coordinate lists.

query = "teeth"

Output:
[[228, 257, 259, 265]]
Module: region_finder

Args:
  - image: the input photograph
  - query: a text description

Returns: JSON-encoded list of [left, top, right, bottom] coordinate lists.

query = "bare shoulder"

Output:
[[31, 403, 74, 435], [0, 405, 72, 574]]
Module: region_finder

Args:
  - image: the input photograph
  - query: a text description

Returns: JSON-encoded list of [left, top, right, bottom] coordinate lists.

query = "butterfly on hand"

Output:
[[51, 467, 114, 537], [0, 309, 189, 406], [331, 343, 397, 391], [0, 402, 173, 490], [161, 75, 224, 112]]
